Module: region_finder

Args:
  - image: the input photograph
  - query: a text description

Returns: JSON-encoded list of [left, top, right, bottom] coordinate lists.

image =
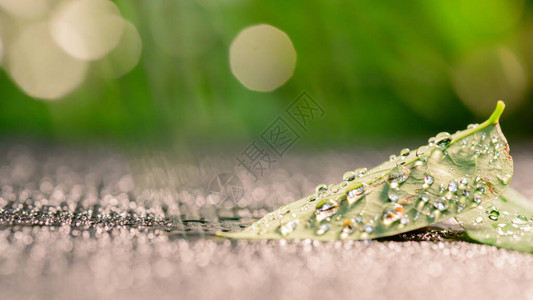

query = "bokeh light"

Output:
[[452, 47, 528, 117], [460, 0, 524, 34], [50, 0, 124, 61], [146, 0, 216, 58], [0, 0, 49, 20], [7, 22, 88, 100], [94, 21, 142, 79], [0, 33, 4, 65], [1, 1, 533, 141], [230, 24, 296, 92]]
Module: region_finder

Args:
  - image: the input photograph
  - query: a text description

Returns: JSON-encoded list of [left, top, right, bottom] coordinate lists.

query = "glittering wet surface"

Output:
[[0, 141, 532, 299]]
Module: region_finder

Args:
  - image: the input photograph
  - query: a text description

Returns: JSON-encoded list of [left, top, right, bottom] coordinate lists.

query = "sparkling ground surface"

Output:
[[0, 141, 532, 300]]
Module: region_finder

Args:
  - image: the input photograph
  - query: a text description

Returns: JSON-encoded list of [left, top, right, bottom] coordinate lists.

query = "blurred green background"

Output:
[[1, 0, 532, 147]]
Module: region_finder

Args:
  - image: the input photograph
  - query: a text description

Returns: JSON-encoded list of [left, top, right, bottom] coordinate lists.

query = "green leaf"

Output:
[[456, 187, 533, 253], [218, 101, 513, 240]]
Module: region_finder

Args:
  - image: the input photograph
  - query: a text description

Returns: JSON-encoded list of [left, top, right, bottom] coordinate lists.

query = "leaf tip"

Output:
[[488, 100, 505, 125]]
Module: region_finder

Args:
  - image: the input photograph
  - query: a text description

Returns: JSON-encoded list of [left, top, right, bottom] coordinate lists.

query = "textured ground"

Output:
[[0, 141, 532, 300]]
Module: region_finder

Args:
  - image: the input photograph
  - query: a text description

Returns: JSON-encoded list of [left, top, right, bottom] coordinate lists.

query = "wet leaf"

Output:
[[218, 101, 513, 240], [456, 187, 533, 253]]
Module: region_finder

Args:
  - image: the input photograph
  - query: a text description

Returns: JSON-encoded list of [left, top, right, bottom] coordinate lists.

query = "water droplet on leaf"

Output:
[[435, 132, 452, 147], [433, 198, 449, 211], [316, 223, 331, 236], [382, 203, 404, 226], [347, 182, 365, 205], [280, 220, 298, 236], [314, 199, 339, 222], [342, 171, 356, 182], [388, 165, 410, 184]]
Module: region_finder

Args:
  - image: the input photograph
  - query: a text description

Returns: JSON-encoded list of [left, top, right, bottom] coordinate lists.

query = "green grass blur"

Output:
[[1, 0, 533, 147]]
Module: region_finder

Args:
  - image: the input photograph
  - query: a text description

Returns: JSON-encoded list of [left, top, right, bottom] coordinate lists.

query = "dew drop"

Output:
[[433, 198, 449, 211], [315, 184, 328, 196], [341, 181, 348, 188], [280, 220, 298, 236], [388, 188, 400, 202], [496, 174, 512, 185], [475, 182, 486, 194], [473, 192, 483, 205], [423, 174, 434, 189], [428, 137, 436, 145], [279, 205, 290, 215], [389, 155, 397, 162], [307, 194, 317, 202], [388, 165, 410, 184], [400, 215, 409, 225], [416, 145, 430, 157], [355, 168, 368, 177], [314, 199, 339, 222], [329, 184, 340, 193], [419, 190, 430, 203], [363, 225, 374, 233], [340, 219, 354, 239], [435, 132, 452, 147], [343, 171, 356, 182], [347, 182, 365, 205], [487, 209, 500, 221], [459, 178, 469, 189], [512, 215, 528, 225], [382, 203, 404, 226], [316, 223, 331, 236], [400, 148, 410, 157], [448, 180, 458, 193]]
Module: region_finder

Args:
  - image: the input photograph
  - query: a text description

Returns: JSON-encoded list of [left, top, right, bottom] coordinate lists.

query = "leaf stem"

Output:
[[449, 100, 505, 146], [487, 100, 505, 125], [370, 100, 507, 184]]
